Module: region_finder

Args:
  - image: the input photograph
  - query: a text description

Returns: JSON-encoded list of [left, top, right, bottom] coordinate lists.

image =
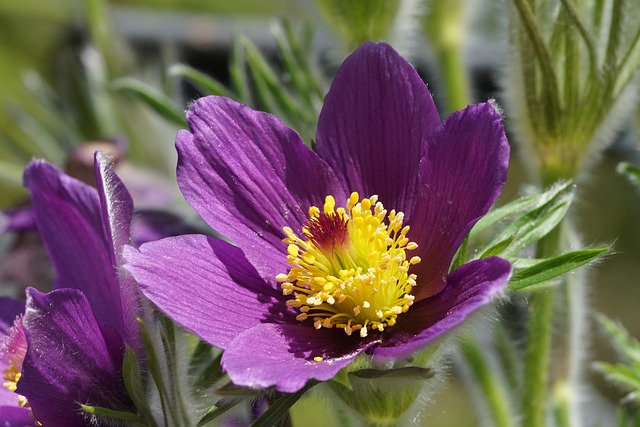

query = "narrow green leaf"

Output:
[[595, 362, 640, 397], [484, 183, 574, 257], [470, 194, 538, 238], [508, 247, 607, 291], [111, 78, 186, 126], [243, 38, 308, 124], [451, 236, 469, 270], [479, 234, 516, 259], [122, 346, 158, 427], [81, 404, 142, 423], [250, 382, 317, 427], [137, 318, 170, 427], [470, 182, 573, 239], [216, 381, 264, 397], [169, 64, 232, 97], [197, 397, 247, 426], [598, 315, 640, 364], [349, 366, 433, 380], [617, 162, 640, 189], [230, 35, 250, 104]]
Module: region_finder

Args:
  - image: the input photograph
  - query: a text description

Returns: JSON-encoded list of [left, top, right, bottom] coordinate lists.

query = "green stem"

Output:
[[428, 0, 472, 114], [522, 225, 562, 427], [437, 46, 471, 113], [461, 337, 514, 427]]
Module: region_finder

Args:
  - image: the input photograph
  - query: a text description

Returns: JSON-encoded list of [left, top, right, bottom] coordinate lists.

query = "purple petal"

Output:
[[316, 42, 440, 215], [372, 257, 511, 359], [23, 160, 126, 342], [94, 152, 142, 354], [222, 323, 376, 393], [17, 288, 131, 427], [0, 207, 36, 233], [0, 297, 23, 335], [410, 102, 509, 299], [124, 234, 291, 349], [0, 405, 36, 427], [176, 96, 346, 283]]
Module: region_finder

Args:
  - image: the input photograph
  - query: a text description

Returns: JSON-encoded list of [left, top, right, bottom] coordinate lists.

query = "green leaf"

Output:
[[243, 38, 309, 125], [169, 64, 233, 98], [216, 381, 264, 397], [250, 382, 317, 427], [80, 404, 142, 423], [137, 318, 170, 427], [508, 247, 607, 291], [595, 361, 640, 403], [122, 346, 158, 426], [111, 78, 186, 126], [479, 234, 516, 259], [197, 397, 247, 426], [598, 315, 640, 364], [349, 366, 434, 380], [617, 162, 640, 189], [470, 181, 573, 239], [451, 236, 469, 270], [483, 183, 574, 258]]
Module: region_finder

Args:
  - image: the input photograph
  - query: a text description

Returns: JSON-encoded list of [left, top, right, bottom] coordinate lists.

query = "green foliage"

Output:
[[316, 0, 401, 50], [618, 162, 640, 190], [596, 316, 640, 403]]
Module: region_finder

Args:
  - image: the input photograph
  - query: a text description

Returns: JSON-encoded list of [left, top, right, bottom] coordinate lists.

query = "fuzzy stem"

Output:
[[461, 337, 514, 427], [522, 225, 562, 427], [425, 0, 471, 114]]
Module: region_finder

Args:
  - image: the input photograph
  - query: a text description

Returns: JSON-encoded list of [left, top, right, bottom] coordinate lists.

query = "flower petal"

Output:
[[177, 96, 346, 283], [316, 42, 440, 214], [94, 152, 142, 355], [222, 323, 376, 393], [372, 257, 511, 359], [124, 234, 291, 349], [410, 102, 509, 299], [23, 160, 126, 338], [0, 405, 36, 427], [0, 297, 23, 335], [17, 288, 132, 427]]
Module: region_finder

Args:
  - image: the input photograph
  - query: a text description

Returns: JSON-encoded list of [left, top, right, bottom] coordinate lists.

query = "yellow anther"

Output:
[[323, 195, 336, 214]]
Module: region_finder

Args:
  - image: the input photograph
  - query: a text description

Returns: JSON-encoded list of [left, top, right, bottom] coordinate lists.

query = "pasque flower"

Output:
[[125, 42, 512, 393], [1, 154, 140, 426]]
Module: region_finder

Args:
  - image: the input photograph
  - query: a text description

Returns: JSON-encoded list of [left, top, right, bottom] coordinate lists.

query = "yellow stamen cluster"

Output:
[[3, 365, 29, 408], [277, 192, 420, 338]]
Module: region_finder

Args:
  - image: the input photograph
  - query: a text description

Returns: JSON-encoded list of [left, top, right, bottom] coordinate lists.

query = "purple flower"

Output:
[[0, 297, 35, 427], [1, 154, 139, 426], [124, 42, 512, 393]]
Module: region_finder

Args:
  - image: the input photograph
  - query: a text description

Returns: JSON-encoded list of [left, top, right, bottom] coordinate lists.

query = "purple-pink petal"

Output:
[[17, 288, 132, 427], [372, 257, 511, 359], [410, 102, 509, 299], [124, 234, 292, 350], [222, 323, 377, 393], [316, 42, 441, 215], [94, 152, 142, 355], [0, 406, 36, 427], [23, 160, 126, 339], [176, 96, 346, 283], [0, 297, 23, 335]]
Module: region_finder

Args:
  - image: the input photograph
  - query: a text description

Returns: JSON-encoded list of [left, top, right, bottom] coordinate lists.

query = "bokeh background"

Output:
[[1, 0, 639, 425]]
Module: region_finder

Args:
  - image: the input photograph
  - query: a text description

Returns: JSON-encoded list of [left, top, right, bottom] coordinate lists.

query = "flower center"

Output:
[[277, 193, 420, 338], [1, 316, 31, 409]]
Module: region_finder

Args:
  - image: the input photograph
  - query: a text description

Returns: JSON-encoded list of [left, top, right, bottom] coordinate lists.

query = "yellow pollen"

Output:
[[278, 193, 420, 337]]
